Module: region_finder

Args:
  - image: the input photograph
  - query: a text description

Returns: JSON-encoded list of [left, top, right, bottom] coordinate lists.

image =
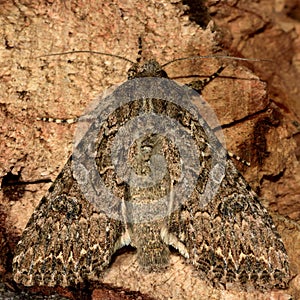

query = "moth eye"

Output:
[[49, 195, 81, 219]]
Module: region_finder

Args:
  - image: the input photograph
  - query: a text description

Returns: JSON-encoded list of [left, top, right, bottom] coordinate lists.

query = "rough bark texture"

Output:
[[0, 0, 299, 299]]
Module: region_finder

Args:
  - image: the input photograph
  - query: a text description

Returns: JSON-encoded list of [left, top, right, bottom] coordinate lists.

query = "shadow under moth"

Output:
[[12, 49, 290, 293]]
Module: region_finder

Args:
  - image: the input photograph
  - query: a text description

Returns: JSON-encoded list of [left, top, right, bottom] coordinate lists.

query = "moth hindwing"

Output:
[[13, 57, 290, 291]]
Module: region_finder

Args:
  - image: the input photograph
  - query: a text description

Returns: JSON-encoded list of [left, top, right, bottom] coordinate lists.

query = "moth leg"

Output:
[[227, 151, 250, 166], [187, 66, 250, 166], [186, 65, 225, 94], [36, 116, 78, 124]]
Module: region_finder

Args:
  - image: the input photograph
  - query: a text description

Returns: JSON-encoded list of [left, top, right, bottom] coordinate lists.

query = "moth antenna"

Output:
[[161, 55, 272, 68], [136, 37, 143, 63], [36, 50, 135, 64]]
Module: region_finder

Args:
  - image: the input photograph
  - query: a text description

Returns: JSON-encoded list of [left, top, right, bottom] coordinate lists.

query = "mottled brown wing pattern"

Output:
[[13, 158, 124, 287], [169, 158, 290, 290]]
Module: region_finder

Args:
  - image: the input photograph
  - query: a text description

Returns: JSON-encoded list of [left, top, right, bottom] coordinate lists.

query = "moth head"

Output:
[[127, 59, 168, 80]]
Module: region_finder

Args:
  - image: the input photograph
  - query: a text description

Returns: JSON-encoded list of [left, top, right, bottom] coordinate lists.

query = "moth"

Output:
[[12, 45, 290, 292]]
